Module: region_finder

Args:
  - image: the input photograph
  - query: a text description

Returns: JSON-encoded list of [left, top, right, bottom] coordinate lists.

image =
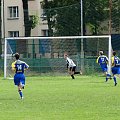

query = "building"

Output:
[[1, 0, 48, 38], [1, 0, 50, 58]]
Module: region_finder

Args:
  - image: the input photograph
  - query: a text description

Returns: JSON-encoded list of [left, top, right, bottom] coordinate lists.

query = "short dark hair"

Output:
[[14, 53, 20, 60], [113, 51, 116, 56]]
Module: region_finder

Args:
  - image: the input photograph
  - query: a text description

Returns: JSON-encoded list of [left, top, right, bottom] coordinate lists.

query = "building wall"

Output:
[[29, 0, 48, 37], [1, 0, 49, 58], [1, 0, 48, 38], [2, 0, 24, 37]]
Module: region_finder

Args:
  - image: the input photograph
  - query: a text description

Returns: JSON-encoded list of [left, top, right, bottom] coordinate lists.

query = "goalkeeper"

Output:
[[11, 53, 29, 99], [64, 52, 82, 79]]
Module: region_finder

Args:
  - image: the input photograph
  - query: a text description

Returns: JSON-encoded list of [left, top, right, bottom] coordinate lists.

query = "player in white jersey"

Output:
[[64, 52, 82, 79]]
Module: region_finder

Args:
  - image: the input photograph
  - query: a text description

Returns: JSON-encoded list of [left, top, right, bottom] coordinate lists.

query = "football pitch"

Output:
[[0, 75, 120, 120]]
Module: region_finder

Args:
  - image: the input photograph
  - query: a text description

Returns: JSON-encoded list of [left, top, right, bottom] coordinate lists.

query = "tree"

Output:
[[111, 0, 120, 32], [42, 0, 54, 36], [16, 0, 31, 56], [42, 0, 80, 36], [22, 0, 39, 37], [0, 0, 1, 38], [21, 0, 39, 56], [42, 0, 112, 58], [42, 0, 109, 36], [22, 0, 31, 37], [84, 0, 108, 35]]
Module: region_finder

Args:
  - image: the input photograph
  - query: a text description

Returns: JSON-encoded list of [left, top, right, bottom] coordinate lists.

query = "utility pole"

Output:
[[109, 0, 112, 35], [0, 0, 1, 38], [80, 0, 84, 73], [108, 0, 112, 75], [2, 0, 5, 38]]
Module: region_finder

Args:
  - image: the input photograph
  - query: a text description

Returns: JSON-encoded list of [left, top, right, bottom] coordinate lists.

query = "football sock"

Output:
[[113, 76, 117, 86], [106, 74, 112, 82], [71, 75, 75, 79], [106, 77, 108, 82], [107, 74, 111, 79], [18, 90, 23, 98], [107, 74, 110, 77]]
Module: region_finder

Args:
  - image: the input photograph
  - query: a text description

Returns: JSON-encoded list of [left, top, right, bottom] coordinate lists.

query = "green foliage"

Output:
[[42, 1, 81, 36], [30, 15, 39, 29], [112, 0, 120, 32], [42, 0, 120, 35], [84, 0, 109, 34], [53, 3, 81, 36], [42, 0, 111, 36]]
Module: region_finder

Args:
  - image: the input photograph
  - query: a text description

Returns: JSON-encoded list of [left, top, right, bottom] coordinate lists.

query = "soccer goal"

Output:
[[4, 35, 111, 79]]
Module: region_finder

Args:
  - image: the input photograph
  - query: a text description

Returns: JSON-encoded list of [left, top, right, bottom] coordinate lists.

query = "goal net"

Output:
[[4, 35, 111, 79]]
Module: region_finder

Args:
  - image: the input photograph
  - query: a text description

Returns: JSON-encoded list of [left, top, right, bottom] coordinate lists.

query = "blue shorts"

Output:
[[100, 65, 107, 72], [112, 67, 120, 75], [14, 73, 25, 86], [100, 64, 108, 72]]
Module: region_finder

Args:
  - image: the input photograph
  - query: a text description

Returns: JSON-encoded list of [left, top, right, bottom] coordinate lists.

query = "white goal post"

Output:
[[4, 35, 112, 79]]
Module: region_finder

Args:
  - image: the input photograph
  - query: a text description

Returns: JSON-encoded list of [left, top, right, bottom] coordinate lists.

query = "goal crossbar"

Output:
[[5, 35, 110, 40]]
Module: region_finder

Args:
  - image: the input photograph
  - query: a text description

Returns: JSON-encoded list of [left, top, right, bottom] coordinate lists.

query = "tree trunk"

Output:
[[22, 0, 31, 37], [18, 0, 31, 57]]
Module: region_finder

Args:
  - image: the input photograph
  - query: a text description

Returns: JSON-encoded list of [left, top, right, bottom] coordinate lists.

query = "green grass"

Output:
[[0, 75, 120, 120]]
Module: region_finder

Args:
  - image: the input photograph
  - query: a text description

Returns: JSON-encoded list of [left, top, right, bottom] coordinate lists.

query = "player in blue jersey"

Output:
[[64, 52, 82, 79], [111, 51, 120, 86], [96, 50, 111, 81], [11, 53, 29, 99]]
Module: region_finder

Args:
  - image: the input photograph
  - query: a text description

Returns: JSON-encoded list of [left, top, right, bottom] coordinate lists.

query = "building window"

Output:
[[8, 6, 19, 18], [8, 31, 19, 37], [42, 30, 48, 36], [40, 9, 47, 21]]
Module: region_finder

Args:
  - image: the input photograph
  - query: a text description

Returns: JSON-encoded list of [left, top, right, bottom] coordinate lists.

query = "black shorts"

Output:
[[69, 66, 76, 72]]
